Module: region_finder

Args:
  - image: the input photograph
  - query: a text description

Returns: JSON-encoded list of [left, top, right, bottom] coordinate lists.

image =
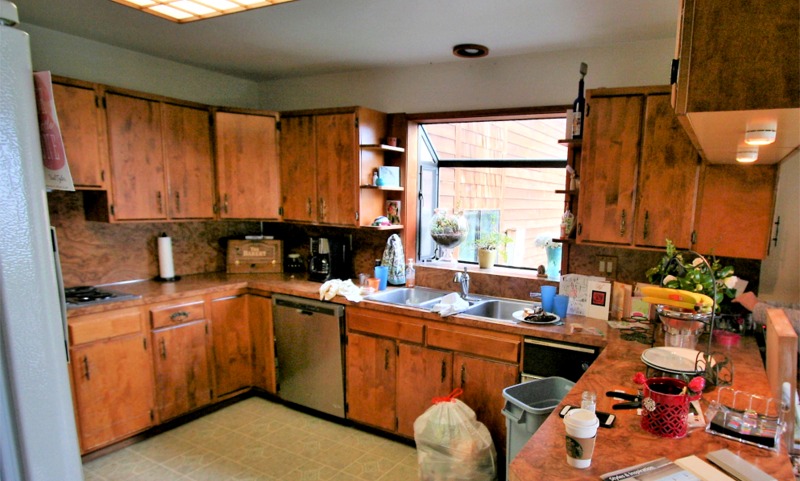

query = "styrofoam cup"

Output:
[[563, 408, 599, 469]]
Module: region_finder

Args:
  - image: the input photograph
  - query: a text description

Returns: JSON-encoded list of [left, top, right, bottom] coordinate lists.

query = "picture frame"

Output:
[[386, 200, 401, 225]]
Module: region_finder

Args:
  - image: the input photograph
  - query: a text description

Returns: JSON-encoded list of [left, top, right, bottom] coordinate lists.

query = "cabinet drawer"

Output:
[[150, 300, 205, 329], [69, 307, 144, 346], [427, 324, 521, 363], [347, 307, 424, 344]]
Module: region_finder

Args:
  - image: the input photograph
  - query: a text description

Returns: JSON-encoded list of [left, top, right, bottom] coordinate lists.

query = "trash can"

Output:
[[502, 377, 575, 479]]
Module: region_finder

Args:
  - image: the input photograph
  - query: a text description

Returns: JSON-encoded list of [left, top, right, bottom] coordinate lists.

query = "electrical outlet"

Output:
[[597, 256, 617, 278]]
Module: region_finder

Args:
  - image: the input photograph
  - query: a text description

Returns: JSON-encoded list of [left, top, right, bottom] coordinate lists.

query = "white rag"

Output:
[[430, 292, 470, 317], [319, 279, 363, 303]]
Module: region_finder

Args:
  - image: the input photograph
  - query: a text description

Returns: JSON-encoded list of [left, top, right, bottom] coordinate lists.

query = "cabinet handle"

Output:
[[460, 364, 466, 389], [642, 211, 649, 240], [223, 194, 229, 214], [577, 223, 582, 236], [441, 359, 447, 383], [384, 349, 390, 370], [170, 310, 189, 322], [619, 209, 627, 237], [306, 197, 312, 216], [319, 198, 327, 220], [160, 338, 167, 359], [82, 355, 90, 380], [175, 191, 181, 212], [156, 191, 163, 213]]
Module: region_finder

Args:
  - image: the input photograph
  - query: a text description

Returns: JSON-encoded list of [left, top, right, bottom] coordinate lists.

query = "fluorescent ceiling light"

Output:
[[736, 146, 759, 163], [111, 0, 297, 23]]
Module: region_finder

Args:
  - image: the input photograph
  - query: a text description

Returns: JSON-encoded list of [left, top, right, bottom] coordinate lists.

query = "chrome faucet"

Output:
[[453, 267, 470, 299]]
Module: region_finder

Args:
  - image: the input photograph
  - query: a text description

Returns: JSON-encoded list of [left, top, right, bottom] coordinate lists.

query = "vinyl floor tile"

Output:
[[82, 397, 422, 481]]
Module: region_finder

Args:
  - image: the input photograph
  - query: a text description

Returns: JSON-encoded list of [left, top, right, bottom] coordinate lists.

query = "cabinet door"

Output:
[[577, 95, 642, 244], [215, 112, 281, 219], [694, 164, 776, 259], [396, 344, 452, 438], [248, 295, 276, 394], [280, 115, 318, 222], [152, 319, 212, 422], [345, 332, 396, 431], [52, 82, 107, 189], [162, 103, 215, 219], [105, 93, 167, 220], [210, 295, 253, 397], [70, 333, 154, 453], [634, 94, 700, 249], [315, 113, 359, 226], [454, 354, 518, 460]]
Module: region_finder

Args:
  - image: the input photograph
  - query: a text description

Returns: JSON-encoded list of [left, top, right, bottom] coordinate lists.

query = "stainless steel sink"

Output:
[[365, 287, 452, 307], [461, 299, 535, 322]]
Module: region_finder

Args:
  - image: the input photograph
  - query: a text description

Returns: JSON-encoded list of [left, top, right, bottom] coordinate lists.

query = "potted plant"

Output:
[[474, 231, 513, 269]]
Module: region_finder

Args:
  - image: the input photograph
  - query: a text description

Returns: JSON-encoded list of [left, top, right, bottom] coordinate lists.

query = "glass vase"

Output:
[[546, 245, 562, 279]]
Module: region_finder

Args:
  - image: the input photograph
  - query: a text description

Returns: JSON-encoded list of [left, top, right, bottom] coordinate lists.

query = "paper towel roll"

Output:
[[158, 234, 175, 280]]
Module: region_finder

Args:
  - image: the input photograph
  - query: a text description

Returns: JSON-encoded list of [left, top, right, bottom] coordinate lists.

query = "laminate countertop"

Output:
[[509, 329, 795, 480]]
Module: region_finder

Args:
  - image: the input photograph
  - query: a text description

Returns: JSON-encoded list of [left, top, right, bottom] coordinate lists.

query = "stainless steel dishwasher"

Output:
[[272, 294, 346, 418]]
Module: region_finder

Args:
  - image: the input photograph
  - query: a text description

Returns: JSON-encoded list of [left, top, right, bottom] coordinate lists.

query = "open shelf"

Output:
[[361, 224, 404, 231], [360, 184, 404, 191], [360, 144, 405, 153]]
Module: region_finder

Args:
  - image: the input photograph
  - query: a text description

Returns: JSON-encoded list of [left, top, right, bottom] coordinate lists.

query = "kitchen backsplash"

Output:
[[48, 191, 761, 294]]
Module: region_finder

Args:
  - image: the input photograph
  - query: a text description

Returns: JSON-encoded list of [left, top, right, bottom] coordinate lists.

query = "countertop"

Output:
[[509, 329, 795, 480]]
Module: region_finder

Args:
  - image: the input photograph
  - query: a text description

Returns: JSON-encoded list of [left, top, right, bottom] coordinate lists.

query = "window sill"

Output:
[[414, 261, 559, 301]]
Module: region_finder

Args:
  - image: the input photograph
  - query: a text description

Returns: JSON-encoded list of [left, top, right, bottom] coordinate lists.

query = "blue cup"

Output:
[[541, 285, 556, 312], [374, 265, 388, 291], [553, 294, 569, 319]]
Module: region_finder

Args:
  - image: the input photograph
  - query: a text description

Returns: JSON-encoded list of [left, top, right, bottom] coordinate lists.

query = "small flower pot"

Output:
[[478, 249, 496, 269]]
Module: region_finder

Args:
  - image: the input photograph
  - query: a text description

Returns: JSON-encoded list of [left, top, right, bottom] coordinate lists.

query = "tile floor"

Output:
[[82, 397, 420, 481]]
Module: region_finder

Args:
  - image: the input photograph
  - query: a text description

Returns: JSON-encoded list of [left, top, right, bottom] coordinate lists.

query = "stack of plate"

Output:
[[641, 347, 716, 375]]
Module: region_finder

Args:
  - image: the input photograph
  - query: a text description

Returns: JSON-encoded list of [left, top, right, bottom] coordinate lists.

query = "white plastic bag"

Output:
[[413, 389, 497, 481]]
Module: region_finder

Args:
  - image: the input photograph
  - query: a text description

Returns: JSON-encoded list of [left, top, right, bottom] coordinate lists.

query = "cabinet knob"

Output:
[[619, 209, 627, 237]]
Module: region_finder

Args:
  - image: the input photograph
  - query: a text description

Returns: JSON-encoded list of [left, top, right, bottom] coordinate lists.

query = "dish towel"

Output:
[[319, 279, 363, 303], [381, 233, 406, 285], [430, 292, 470, 317]]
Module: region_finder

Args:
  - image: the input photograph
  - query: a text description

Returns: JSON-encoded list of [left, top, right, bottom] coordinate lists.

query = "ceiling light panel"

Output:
[[111, 0, 297, 23]]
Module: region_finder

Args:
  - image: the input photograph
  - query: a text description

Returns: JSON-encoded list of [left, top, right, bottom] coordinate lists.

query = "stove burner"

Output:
[[64, 286, 140, 307]]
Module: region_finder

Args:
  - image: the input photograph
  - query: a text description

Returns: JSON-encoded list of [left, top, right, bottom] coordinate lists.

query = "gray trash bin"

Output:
[[502, 377, 575, 479]]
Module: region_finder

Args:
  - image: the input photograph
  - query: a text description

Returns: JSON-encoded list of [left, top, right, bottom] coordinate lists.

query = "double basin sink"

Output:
[[364, 286, 535, 323]]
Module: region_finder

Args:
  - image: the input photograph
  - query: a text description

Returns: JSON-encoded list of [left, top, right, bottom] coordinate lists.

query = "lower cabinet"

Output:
[[247, 294, 277, 394], [210, 294, 253, 397], [345, 306, 521, 461], [68, 307, 155, 454]]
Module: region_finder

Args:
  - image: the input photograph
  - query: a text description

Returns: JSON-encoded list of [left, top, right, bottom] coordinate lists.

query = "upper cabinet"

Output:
[[86, 91, 216, 222], [215, 110, 281, 220], [51, 77, 109, 190], [280, 107, 392, 228], [672, 0, 799, 164], [577, 87, 699, 249]]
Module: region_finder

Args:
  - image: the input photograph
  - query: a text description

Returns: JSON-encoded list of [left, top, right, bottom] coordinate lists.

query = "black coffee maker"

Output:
[[308, 235, 353, 282]]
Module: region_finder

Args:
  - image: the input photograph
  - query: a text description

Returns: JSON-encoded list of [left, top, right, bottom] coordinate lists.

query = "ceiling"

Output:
[[15, 0, 680, 81]]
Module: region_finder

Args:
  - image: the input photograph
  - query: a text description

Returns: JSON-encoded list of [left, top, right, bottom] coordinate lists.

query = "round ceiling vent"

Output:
[[452, 44, 489, 58]]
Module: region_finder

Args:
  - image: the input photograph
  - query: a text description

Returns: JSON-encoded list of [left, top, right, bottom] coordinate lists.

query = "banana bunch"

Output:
[[640, 285, 713, 312]]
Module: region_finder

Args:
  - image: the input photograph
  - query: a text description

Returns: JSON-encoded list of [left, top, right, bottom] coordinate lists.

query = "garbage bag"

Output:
[[414, 389, 497, 481]]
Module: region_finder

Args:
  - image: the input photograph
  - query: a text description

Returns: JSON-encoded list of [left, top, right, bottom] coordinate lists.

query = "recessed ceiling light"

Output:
[[736, 146, 759, 163], [453, 44, 489, 58], [110, 0, 297, 23], [744, 129, 777, 146]]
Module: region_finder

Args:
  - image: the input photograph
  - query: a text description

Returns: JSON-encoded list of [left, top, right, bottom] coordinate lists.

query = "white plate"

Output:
[[512, 310, 561, 325], [641, 347, 716, 374]]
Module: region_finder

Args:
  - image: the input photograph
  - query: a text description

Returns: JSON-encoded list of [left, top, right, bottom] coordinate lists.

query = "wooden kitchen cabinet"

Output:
[[280, 107, 387, 227], [51, 78, 108, 189], [345, 332, 398, 431], [396, 344, 452, 437], [694, 164, 777, 259], [149, 299, 212, 422], [215, 110, 281, 220], [68, 307, 154, 454], [98, 91, 215, 221], [210, 294, 253, 397], [578, 87, 699, 249], [247, 294, 277, 394]]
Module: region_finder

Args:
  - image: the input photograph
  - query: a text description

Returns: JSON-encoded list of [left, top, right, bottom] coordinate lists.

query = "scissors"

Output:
[[606, 391, 642, 410]]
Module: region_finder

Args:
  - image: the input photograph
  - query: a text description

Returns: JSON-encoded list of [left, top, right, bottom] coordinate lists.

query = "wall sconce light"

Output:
[[736, 146, 759, 163], [744, 121, 777, 146]]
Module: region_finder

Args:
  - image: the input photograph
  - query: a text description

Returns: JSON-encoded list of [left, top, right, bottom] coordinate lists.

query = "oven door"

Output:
[[522, 338, 599, 382]]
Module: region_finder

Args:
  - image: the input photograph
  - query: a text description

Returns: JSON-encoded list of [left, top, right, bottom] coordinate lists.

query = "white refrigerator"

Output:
[[0, 1, 84, 480]]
